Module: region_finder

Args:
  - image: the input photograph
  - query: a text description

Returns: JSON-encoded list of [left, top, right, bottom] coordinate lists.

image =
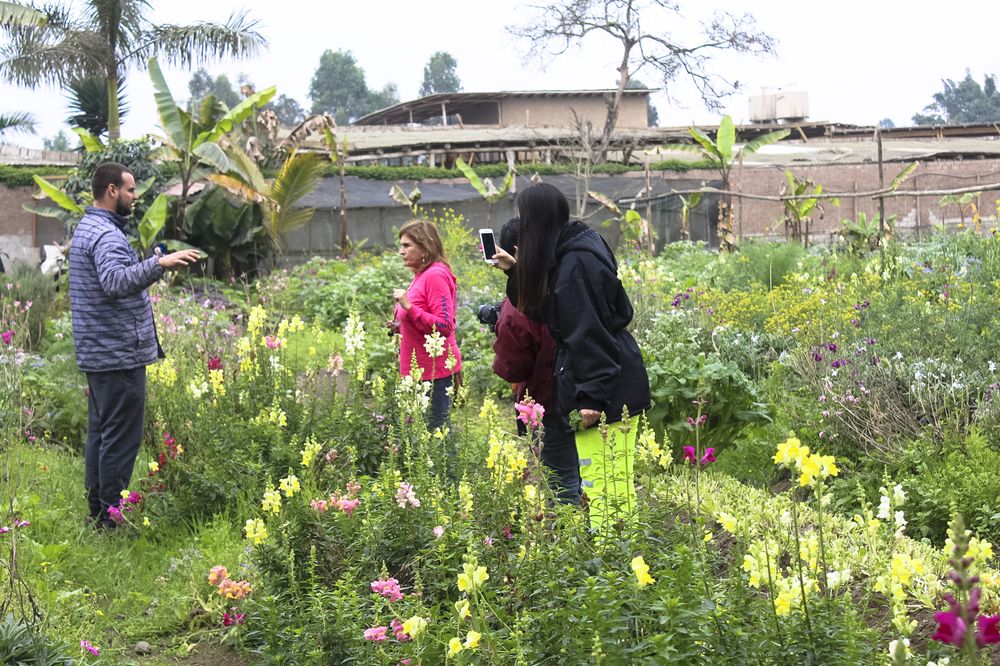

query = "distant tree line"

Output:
[[913, 69, 1000, 125]]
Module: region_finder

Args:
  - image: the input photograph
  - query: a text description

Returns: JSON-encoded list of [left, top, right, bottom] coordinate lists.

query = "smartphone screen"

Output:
[[480, 229, 497, 263]]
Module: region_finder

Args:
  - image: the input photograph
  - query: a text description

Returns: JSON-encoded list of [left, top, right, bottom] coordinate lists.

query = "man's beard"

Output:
[[115, 198, 132, 218]]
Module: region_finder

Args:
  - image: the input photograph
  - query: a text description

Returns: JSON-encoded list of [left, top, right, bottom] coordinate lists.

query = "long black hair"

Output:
[[515, 182, 569, 312]]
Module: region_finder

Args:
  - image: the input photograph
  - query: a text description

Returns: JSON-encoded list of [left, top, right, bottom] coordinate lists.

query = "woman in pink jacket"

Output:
[[391, 219, 463, 428]]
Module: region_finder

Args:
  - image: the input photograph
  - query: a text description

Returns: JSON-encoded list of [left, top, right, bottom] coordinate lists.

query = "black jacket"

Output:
[[516, 222, 650, 424]]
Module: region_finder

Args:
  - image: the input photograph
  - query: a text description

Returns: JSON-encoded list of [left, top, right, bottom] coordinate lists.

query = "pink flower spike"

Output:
[[1, 329, 13, 345], [106, 506, 124, 525], [700, 448, 716, 465], [338, 498, 360, 516], [208, 566, 228, 586], [931, 611, 967, 647], [14, 519, 29, 528], [686, 417, 697, 428], [433, 525, 444, 539], [80, 640, 101, 656], [364, 626, 389, 642], [0, 526, 9, 534], [682, 446, 697, 464]]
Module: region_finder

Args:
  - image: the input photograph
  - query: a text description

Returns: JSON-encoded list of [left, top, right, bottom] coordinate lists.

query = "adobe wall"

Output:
[[0, 185, 40, 268], [500, 96, 648, 129], [669, 158, 1000, 242]]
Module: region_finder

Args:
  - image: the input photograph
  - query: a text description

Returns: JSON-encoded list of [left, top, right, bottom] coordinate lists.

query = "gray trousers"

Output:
[[85, 367, 146, 520]]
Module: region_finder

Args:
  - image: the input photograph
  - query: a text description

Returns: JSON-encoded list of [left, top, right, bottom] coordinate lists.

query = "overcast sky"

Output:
[[4, 0, 1000, 149]]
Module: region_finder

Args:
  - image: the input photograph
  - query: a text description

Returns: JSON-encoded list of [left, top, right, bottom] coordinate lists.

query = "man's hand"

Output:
[[158, 249, 201, 269], [580, 409, 601, 428]]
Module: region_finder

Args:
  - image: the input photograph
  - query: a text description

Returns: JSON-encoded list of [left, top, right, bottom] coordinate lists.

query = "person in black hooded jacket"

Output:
[[494, 182, 650, 432]]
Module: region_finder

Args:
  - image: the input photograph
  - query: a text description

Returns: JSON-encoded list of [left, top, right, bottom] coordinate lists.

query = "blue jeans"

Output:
[[540, 411, 581, 504]]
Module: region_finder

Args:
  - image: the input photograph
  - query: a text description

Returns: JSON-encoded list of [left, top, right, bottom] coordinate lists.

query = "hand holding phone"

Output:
[[479, 228, 497, 264]]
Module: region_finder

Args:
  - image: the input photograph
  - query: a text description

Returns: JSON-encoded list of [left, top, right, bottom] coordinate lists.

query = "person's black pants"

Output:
[[85, 367, 146, 521]]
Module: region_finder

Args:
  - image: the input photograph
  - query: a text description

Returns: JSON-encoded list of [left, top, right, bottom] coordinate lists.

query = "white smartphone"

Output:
[[479, 228, 497, 264]]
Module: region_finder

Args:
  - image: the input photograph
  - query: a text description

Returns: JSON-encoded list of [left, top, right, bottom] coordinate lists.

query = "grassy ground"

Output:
[[4, 441, 249, 664]]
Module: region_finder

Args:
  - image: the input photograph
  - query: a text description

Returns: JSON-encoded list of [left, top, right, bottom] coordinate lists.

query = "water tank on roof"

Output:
[[749, 89, 809, 123], [776, 91, 809, 121]]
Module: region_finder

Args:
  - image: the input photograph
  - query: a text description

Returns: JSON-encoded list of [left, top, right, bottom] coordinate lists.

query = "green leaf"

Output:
[[134, 176, 156, 199], [71, 127, 104, 153], [148, 57, 187, 154], [204, 86, 277, 144], [687, 127, 721, 163], [455, 158, 487, 197], [743, 129, 790, 155], [889, 162, 919, 191], [625, 209, 641, 225], [269, 150, 324, 237], [192, 142, 232, 174], [32, 175, 83, 215], [138, 194, 168, 251], [717, 115, 736, 162]]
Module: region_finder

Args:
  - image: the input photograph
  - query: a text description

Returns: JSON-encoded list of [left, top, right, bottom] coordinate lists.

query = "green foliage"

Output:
[[0, 165, 71, 189], [0, 616, 74, 666], [1, 263, 58, 350], [713, 240, 807, 290], [913, 69, 1000, 125], [308, 49, 377, 123], [419, 50, 462, 96]]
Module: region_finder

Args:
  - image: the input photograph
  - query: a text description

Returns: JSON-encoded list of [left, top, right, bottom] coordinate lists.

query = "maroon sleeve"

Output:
[[492, 298, 541, 383]]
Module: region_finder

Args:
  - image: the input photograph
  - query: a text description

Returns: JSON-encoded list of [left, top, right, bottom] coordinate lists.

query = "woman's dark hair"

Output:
[[515, 183, 569, 312], [498, 217, 520, 255]]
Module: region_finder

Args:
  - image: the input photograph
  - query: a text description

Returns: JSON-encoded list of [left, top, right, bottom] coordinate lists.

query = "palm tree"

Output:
[[0, 0, 266, 140], [0, 110, 36, 138]]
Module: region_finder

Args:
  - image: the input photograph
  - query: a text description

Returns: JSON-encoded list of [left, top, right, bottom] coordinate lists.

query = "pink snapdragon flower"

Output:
[[1, 329, 13, 346], [80, 640, 100, 656], [390, 618, 411, 642], [932, 610, 967, 647], [700, 448, 716, 465], [222, 609, 246, 626], [364, 626, 389, 642], [395, 482, 420, 508], [515, 399, 545, 428], [106, 506, 124, 525], [682, 446, 697, 464], [208, 566, 228, 586], [371, 577, 404, 602]]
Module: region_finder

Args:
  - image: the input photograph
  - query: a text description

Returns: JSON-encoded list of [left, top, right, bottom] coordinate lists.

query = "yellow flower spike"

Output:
[[630, 556, 655, 588], [464, 630, 481, 649], [772, 436, 802, 467], [279, 475, 300, 498], [402, 616, 427, 639], [448, 637, 463, 656], [455, 599, 471, 619], [262, 488, 282, 514]]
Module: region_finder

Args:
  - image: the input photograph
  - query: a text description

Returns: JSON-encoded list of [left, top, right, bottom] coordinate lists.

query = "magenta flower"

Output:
[[1, 329, 13, 346], [80, 640, 101, 656], [700, 448, 716, 465], [682, 446, 697, 464], [364, 626, 389, 642], [207, 355, 224, 371], [979, 614, 1000, 646], [0, 526, 9, 534], [126, 491, 142, 505], [337, 498, 360, 516], [931, 611, 966, 646], [391, 618, 411, 642], [106, 506, 124, 525], [222, 610, 247, 627], [371, 577, 404, 602]]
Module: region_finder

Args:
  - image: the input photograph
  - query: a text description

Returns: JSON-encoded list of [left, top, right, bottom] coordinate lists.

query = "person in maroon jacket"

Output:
[[491, 218, 580, 504]]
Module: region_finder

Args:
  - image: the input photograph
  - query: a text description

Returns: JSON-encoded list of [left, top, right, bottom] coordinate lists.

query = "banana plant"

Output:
[[780, 172, 838, 247], [675, 191, 703, 242], [679, 115, 790, 252], [323, 127, 352, 257], [206, 146, 325, 273], [148, 56, 275, 238], [455, 157, 514, 230], [390, 183, 422, 217], [589, 190, 654, 255]]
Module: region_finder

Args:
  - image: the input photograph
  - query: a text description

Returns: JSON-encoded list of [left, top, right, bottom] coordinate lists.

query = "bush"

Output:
[[0, 615, 74, 666]]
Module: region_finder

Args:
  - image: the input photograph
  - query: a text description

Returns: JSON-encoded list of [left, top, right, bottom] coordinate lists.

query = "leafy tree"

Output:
[[913, 70, 1000, 125], [0, 0, 266, 140], [508, 0, 773, 159], [309, 49, 371, 123], [187, 68, 241, 111], [626, 78, 658, 127], [368, 82, 399, 113], [43, 129, 71, 151], [419, 51, 462, 96], [878, 118, 895, 129]]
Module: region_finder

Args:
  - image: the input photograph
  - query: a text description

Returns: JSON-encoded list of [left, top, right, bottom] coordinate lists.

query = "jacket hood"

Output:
[[419, 261, 458, 290], [554, 221, 617, 273]]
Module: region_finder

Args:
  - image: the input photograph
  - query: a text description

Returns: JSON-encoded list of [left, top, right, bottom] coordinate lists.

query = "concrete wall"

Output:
[[500, 95, 648, 129]]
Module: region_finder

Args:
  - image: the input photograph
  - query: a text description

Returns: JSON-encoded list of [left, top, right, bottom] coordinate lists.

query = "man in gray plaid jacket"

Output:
[[69, 162, 200, 529]]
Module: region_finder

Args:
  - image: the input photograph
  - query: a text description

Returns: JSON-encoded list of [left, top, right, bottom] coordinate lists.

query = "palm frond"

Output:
[[269, 150, 323, 235], [141, 11, 266, 70], [0, 110, 36, 137], [0, 1, 46, 27], [65, 75, 128, 136]]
